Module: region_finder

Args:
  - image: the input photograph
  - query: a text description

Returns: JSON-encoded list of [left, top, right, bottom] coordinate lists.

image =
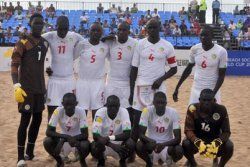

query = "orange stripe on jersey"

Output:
[[167, 56, 176, 64]]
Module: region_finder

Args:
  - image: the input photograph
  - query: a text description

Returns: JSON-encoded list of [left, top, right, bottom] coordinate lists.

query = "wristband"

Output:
[[109, 135, 116, 141]]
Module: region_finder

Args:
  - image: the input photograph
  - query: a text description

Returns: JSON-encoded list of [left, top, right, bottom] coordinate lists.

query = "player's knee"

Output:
[[182, 139, 192, 150], [170, 145, 183, 162], [224, 139, 234, 155], [79, 140, 90, 151], [43, 137, 55, 152], [124, 138, 135, 155], [90, 141, 105, 158], [135, 141, 144, 154]]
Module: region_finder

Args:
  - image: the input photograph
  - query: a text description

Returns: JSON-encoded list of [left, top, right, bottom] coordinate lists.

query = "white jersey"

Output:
[[42, 31, 84, 78], [108, 37, 138, 82], [139, 106, 180, 143], [92, 107, 131, 136], [48, 106, 88, 136], [132, 38, 177, 85], [75, 40, 109, 79], [189, 43, 228, 89]]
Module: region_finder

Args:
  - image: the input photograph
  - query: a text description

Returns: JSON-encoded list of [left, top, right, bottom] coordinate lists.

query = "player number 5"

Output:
[[90, 55, 96, 63]]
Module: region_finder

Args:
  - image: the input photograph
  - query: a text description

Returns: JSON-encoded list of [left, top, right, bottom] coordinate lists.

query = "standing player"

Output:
[[182, 89, 233, 167], [43, 93, 89, 167], [42, 16, 84, 121], [91, 95, 135, 167], [105, 21, 137, 123], [130, 18, 177, 141], [136, 92, 183, 167], [74, 22, 109, 120], [11, 13, 49, 167], [173, 25, 228, 104]]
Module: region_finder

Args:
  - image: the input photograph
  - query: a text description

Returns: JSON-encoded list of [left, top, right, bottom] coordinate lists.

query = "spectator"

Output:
[[243, 16, 250, 28], [223, 27, 231, 49], [78, 24, 85, 35], [5, 26, 12, 42], [61, 11, 67, 17], [110, 18, 117, 29], [212, 0, 220, 24], [23, 28, 28, 36], [2, 2, 8, 17], [169, 19, 177, 30], [228, 20, 236, 31], [103, 20, 109, 28], [163, 23, 172, 36], [152, 8, 160, 19], [0, 26, 5, 44], [15, 10, 24, 21], [199, 0, 207, 24], [96, 18, 102, 25], [139, 25, 147, 38], [43, 18, 53, 33], [236, 19, 243, 30], [124, 7, 131, 17], [8, 2, 15, 15], [109, 4, 118, 14], [13, 27, 20, 36], [15, 1, 23, 13], [190, 0, 198, 18], [173, 25, 182, 36], [36, 1, 43, 14], [27, 2, 35, 18], [192, 18, 201, 35], [71, 25, 76, 32], [117, 6, 124, 18], [125, 15, 132, 25], [139, 15, 146, 27], [18, 23, 24, 32], [180, 20, 188, 35], [233, 5, 240, 15], [97, 3, 104, 14], [47, 4, 55, 18], [109, 27, 116, 35], [130, 3, 138, 13], [145, 10, 152, 21], [80, 11, 89, 25], [179, 7, 187, 20], [189, 26, 196, 35]]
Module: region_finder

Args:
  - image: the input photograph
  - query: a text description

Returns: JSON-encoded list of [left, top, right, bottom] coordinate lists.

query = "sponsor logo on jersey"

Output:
[[127, 46, 132, 50], [100, 48, 105, 53], [212, 54, 217, 59], [69, 37, 73, 42], [213, 113, 220, 121], [159, 47, 164, 52]]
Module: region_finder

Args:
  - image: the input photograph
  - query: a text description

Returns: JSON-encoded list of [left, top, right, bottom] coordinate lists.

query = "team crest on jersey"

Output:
[[159, 47, 164, 52], [127, 46, 132, 50], [189, 105, 196, 113], [69, 37, 73, 42], [100, 48, 105, 53], [73, 117, 79, 122], [115, 120, 121, 124], [164, 117, 169, 123], [213, 113, 220, 121], [95, 116, 103, 123], [24, 104, 30, 111], [212, 54, 217, 59]]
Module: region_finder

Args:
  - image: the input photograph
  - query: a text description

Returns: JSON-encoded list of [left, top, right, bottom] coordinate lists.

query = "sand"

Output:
[[0, 71, 249, 167]]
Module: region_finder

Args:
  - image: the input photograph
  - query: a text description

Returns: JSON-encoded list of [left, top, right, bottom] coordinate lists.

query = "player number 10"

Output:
[[156, 126, 165, 133]]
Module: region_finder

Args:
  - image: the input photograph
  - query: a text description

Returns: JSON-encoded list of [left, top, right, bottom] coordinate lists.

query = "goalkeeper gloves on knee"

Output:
[[14, 83, 27, 103]]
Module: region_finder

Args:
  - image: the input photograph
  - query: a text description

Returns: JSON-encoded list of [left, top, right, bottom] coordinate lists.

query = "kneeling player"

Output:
[[136, 92, 183, 167], [43, 93, 89, 167], [183, 89, 233, 167], [91, 95, 135, 167]]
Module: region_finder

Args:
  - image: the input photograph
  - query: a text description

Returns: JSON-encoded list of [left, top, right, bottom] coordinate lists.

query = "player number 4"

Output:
[[148, 54, 154, 61], [201, 123, 210, 132]]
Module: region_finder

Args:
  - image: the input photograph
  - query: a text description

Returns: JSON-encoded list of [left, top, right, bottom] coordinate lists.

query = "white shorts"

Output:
[[61, 142, 76, 157], [76, 78, 105, 110], [104, 141, 122, 159], [46, 77, 75, 106], [105, 80, 130, 108], [189, 84, 221, 104], [132, 84, 166, 111], [152, 146, 170, 165]]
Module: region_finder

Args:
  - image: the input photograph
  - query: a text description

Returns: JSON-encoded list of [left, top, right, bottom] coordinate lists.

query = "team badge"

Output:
[[53, 109, 59, 116], [100, 48, 104, 53], [73, 117, 79, 122], [212, 54, 217, 59], [47, 98, 51, 103], [127, 46, 132, 50], [24, 104, 30, 111], [164, 117, 169, 123], [159, 47, 164, 52], [213, 113, 220, 121], [189, 105, 196, 113], [69, 37, 73, 42], [95, 116, 103, 123], [142, 108, 148, 113], [115, 120, 121, 124]]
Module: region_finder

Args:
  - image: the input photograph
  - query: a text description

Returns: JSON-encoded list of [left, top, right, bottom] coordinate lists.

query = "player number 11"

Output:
[[58, 45, 66, 54]]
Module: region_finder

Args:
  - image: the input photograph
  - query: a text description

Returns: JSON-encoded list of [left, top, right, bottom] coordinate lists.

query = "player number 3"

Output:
[[117, 51, 122, 60]]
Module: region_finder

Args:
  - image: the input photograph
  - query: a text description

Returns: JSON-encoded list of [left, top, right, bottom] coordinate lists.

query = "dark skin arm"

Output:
[[173, 63, 195, 102], [213, 68, 226, 96], [152, 66, 177, 90], [139, 125, 156, 144], [93, 130, 131, 145], [73, 128, 89, 141], [11, 74, 18, 84], [129, 66, 138, 105], [154, 129, 181, 153]]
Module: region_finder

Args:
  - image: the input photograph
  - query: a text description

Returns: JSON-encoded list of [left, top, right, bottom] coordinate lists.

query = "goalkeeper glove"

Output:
[[194, 138, 207, 157], [14, 83, 27, 103], [206, 138, 223, 159]]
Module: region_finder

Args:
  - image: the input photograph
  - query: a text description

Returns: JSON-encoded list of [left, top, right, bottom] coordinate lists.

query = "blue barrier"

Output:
[[227, 51, 250, 76]]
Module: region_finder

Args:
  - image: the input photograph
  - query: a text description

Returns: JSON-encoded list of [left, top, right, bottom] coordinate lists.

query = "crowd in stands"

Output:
[[0, 1, 249, 49]]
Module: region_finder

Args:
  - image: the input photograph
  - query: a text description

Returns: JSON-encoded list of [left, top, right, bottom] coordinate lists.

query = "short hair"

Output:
[[106, 95, 120, 106], [29, 13, 43, 24], [56, 16, 69, 27], [63, 93, 77, 102], [118, 21, 130, 30], [154, 91, 167, 101], [200, 89, 214, 98], [202, 25, 213, 36]]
